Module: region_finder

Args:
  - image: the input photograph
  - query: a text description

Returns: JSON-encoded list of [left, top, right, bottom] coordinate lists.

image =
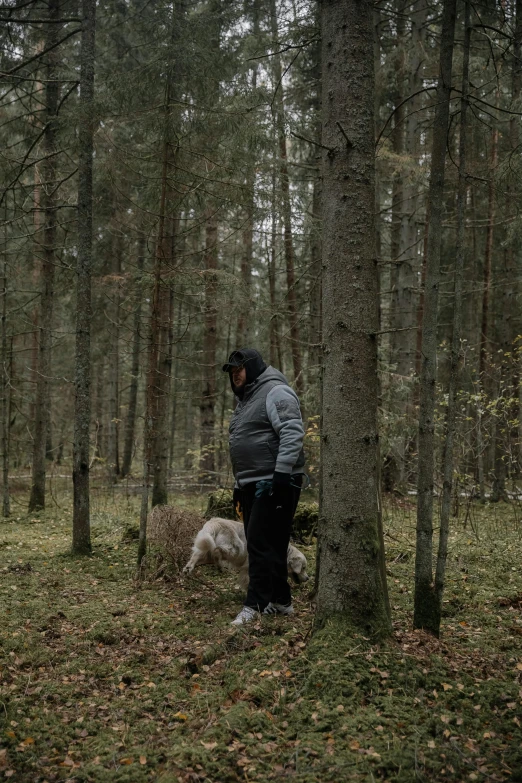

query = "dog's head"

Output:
[[287, 546, 310, 583]]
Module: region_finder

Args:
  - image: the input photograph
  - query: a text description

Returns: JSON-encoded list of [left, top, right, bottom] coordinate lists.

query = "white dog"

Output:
[[183, 517, 309, 589]]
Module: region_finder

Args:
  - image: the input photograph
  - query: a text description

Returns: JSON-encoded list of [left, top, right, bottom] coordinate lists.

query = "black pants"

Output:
[[238, 478, 301, 611]]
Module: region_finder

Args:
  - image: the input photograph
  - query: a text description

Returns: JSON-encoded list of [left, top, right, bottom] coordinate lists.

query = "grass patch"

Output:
[[1, 494, 522, 781]]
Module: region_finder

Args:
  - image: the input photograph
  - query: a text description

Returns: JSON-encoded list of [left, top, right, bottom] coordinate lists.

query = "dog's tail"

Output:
[[183, 530, 216, 573]]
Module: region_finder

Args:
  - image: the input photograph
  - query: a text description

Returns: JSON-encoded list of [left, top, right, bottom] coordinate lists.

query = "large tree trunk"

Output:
[[121, 242, 144, 478], [315, 0, 390, 637], [513, 0, 522, 474], [72, 0, 96, 555], [28, 0, 60, 512], [436, 0, 471, 628], [269, 0, 303, 397], [413, 0, 457, 633]]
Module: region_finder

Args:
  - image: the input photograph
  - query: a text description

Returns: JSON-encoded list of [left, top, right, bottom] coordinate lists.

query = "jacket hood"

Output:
[[241, 365, 288, 401], [224, 348, 268, 398]]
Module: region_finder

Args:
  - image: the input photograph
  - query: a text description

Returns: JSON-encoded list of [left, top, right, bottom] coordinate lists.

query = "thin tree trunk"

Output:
[[315, 0, 390, 636], [107, 236, 121, 481], [413, 0, 457, 634], [139, 2, 183, 561], [199, 210, 218, 482], [169, 294, 183, 470], [268, 165, 282, 370], [236, 0, 259, 346], [72, 0, 96, 555], [269, 0, 303, 399], [28, 0, 60, 512], [1, 227, 10, 517], [152, 277, 173, 505], [121, 242, 144, 478], [479, 129, 498, 380], [308, 28, 322, 399], [435, 0, 471, 625]]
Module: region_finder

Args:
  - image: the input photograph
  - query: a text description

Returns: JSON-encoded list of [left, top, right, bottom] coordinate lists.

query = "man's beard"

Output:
[[233, 382, 246, 399]]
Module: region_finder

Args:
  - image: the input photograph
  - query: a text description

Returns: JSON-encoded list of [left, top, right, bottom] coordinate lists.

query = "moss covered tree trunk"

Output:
[[413, 0, 456, 633], [315, 0, 390, 637]]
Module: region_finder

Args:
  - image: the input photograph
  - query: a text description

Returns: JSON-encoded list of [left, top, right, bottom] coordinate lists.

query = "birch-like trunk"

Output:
[[315, 0, 390, 636], [72, 0, 96, 555], [413, 0, 456, 633]]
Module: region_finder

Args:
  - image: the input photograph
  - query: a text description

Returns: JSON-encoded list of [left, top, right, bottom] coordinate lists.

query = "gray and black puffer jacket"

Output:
[[229, 366, 305, 487]]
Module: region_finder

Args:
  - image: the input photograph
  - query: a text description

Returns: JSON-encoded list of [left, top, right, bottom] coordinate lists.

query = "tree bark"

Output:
[[199, 209, 218, 483], [121, 241, 144, 478], [1, 224, 10, 517], [315, 0, 390, 637], [72, 0, 96, 555], [236, 0, 259, 346], [268, 164, 283, 370], [28, 0, 60, 512], [435, 0, 471, 630], [413, 0, 456, 634], [269, 0, 304, 399], [139, 1, 183, 562], [107, 234, 121, 481]]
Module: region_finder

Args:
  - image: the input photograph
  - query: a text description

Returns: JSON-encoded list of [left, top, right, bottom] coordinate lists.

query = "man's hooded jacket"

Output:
[[224, 349, 306, 487]]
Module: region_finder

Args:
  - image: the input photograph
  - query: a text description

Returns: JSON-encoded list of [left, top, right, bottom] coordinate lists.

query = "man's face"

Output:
[[231, 366, 246, 389]]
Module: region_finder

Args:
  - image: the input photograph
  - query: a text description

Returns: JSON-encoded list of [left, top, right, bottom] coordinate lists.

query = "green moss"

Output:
[[1, 495, 522, 781]]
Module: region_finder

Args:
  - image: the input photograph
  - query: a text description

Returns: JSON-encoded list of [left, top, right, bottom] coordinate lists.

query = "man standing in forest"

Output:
[[223, 348, 305, 626]]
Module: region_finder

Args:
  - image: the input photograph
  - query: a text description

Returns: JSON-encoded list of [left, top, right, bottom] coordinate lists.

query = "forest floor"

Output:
[[1, 491, 522, 782]]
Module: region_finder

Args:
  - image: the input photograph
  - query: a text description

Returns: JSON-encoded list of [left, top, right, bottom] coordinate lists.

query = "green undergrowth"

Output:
[[1, 494, 522, 782]]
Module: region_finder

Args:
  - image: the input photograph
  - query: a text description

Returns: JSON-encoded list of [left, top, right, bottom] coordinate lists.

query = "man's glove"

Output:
[[270, 471, 292, 509]]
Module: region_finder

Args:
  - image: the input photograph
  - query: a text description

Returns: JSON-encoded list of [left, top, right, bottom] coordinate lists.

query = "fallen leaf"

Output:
[[173, 712, 187, 721], [120, 757, 134, 765], [201, 742, 217, 750], [442, 683, 452, 691], [139, 755, 147, 765]]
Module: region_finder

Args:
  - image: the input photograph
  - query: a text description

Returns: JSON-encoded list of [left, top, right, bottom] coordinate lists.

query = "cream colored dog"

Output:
[[183, 516, 309, 589]]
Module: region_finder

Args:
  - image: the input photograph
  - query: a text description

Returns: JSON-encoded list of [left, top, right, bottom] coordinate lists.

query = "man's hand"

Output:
[[270, 471, 292, 510]]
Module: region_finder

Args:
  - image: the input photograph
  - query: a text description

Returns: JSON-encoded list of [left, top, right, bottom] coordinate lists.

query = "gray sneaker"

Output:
[[263, 602, 294, 616], [231, 606, 258, 626]]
